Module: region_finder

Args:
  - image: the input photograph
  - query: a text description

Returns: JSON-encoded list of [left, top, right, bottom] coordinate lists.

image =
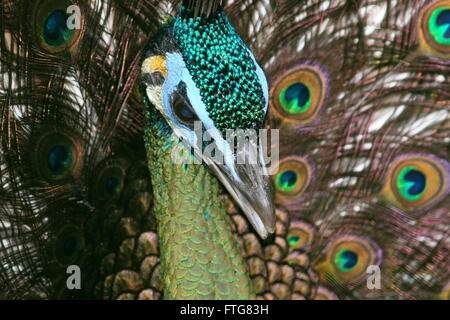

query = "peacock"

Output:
[[0, 0, 449, 300]]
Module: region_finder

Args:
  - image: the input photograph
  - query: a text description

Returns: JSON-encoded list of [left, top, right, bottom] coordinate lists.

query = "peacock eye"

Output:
[[98, 170, 123, 198], [287, 234, 300, 246], [105, 176, 120, 195], [54, 225, 83, 265], [286, 221, 314, 250], [63, 234, 78, 256], [334, 248, 359, 272], [43, 10, 74, 47], [279, 82, 311, 115], [34, 0, 84, 53], [172, 94, 198, 127], [273, 156, 312, 200], [47, 144, 72, 175], [396, 166, 427, 201], [34, 132, 81, 181], [276, 169, 298, 193], [428, 7, 450, 45], [419, 0, 450, 58], [90, 157, 128, 204], [381, 154, 449, 213], [271, 65, 327, 125], [317, 236, 381, 284]]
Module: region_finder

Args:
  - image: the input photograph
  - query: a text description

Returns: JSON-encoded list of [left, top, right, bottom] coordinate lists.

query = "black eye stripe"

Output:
[[171, 93, 198, 123], [177, 81, 188, 95], [142, 71, 165, 87], [171, 81, 198, 127], [171, 92, 191, 110]]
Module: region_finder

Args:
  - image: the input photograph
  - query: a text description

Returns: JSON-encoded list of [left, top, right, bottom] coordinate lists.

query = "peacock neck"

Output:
[[143, 108, 254, 299]]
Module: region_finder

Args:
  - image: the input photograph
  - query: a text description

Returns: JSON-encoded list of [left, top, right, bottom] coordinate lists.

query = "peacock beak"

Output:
[[199, 136, 276, 239]]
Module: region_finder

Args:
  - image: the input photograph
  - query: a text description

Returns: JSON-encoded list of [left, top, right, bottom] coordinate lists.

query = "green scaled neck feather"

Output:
[[140, 1, 274, 300], [143, 108, 254, 299]]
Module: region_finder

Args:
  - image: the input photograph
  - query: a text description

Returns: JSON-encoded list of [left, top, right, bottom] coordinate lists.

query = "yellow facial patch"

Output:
[[141, 55, 167, 77]]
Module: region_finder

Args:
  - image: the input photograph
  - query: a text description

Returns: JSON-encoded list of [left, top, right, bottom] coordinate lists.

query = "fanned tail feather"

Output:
[[1, 0, 449, 300]]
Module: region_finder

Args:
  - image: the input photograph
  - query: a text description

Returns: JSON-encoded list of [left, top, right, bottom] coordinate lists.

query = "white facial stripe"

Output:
[[163, 52, 240, 180]]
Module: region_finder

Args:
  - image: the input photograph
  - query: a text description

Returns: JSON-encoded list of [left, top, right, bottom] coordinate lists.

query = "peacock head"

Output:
[[141, 4, 275, 238]]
